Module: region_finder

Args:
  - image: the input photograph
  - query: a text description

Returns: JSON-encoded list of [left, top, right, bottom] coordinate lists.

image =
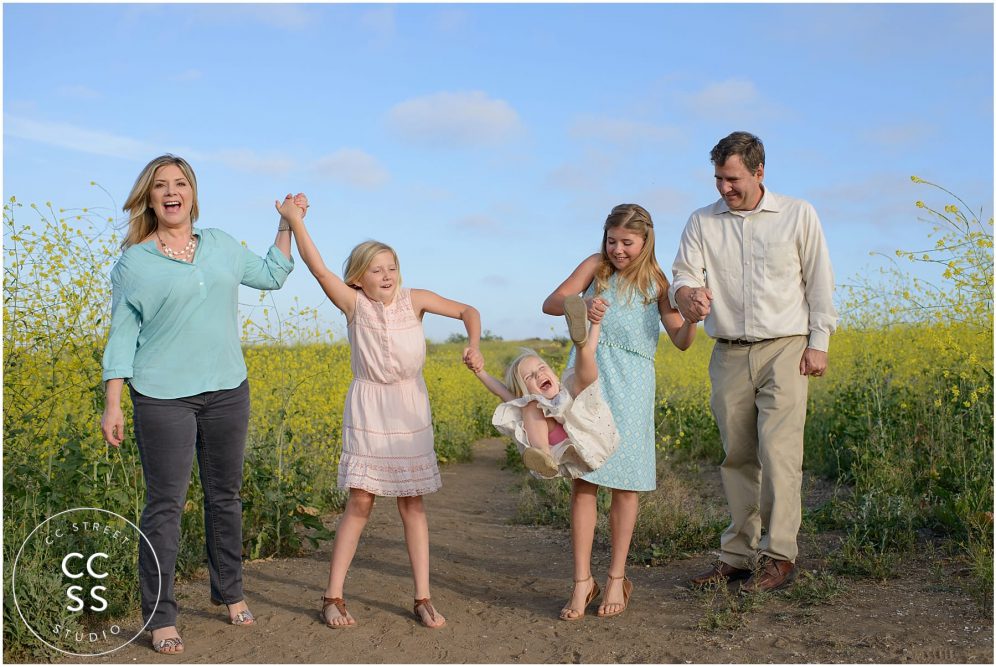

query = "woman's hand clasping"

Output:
[[274, 192, 309, 223]]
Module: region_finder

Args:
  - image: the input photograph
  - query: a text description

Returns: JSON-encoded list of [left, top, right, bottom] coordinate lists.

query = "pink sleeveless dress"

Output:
[[336, 288, 441, 496]]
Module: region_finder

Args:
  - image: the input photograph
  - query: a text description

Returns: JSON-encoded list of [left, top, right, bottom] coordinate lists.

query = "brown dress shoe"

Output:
[[690, 561, 751, 586], [741, 557, 796, 593]]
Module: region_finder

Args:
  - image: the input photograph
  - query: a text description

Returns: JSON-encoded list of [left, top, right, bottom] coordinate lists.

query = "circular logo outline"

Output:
[[12, 506, 162, 657]]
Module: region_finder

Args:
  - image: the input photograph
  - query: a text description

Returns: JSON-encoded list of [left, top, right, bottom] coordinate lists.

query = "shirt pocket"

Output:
[[764, 241, 801, 282]]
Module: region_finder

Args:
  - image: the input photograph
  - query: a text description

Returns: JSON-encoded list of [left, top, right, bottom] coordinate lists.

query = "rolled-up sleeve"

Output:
[[241, 244, 294, 290], [101, 268, 140, 382], [669, 214, 706, 308]]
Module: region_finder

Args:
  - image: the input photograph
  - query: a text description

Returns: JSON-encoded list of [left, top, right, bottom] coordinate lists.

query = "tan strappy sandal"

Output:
[[559, 575, 600, 621], [321, 596, 355, 628], [597, 574, 633, 618], [413, 597, 446, 628]]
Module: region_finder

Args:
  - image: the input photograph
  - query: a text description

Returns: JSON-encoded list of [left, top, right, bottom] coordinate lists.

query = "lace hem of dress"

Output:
[[336, 452, 441, 497]]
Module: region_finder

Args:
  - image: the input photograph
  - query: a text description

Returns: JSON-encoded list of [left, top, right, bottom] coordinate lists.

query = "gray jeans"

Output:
[[130, 379, 250, 630]]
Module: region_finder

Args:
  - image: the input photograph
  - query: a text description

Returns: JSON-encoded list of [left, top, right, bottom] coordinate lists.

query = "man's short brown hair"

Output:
[[710, 131, 765, 173]]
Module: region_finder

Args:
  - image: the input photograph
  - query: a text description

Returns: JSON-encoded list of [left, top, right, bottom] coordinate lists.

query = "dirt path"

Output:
[[80, 438, 991, 664]]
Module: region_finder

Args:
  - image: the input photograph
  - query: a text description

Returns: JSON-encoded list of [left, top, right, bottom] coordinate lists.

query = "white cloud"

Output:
[[451, 214, 504, 234], [57, 85, 101, 100], [4, 115, 298, 176], [632, 186, 697, 226], [676, 79, 788, 123], [546, 150, 620, 193], [479, 274, 510, 288], [807, 174, 920, 231], [170, 69, 203, 83], [386, 91, 523, 148], [4, 115, 152, 160], [569, 115, 679, 146], [434, 8, 470, 33], [360, 6, 396, 42], [213, 149, 295, 176], [191, 5, 315, 30], [861, 122, 935, 147], [312, 149, 389, 189]]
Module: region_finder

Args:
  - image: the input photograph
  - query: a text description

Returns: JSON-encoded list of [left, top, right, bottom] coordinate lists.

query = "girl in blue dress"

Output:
[[543, 203, 696, 621]]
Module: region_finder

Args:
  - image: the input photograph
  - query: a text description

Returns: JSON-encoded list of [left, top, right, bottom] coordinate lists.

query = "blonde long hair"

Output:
[[343, 240, 402, 288], [592, 203, 668, 304], [503, 348, 543, 398], [121, 154, 199, 249]]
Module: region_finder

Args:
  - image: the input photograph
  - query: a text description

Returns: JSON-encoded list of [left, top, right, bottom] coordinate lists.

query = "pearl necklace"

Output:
[[157, 231, 197, 262]]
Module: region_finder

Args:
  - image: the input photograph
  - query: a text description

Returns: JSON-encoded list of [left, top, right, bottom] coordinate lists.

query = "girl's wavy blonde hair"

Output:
[[121, 154, 199, 249], [343, 240, 402, 288], [503, 348, 544, 399], [592, 203, 668, 304]]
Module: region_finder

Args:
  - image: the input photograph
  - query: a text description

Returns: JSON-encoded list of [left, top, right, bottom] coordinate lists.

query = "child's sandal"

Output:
[[563, 295, 589, 347], [321, 596, 355, 628], [413, 597, 446, 629], [596, 574, 633, 618], [522, 447, 559, 478], [559, 575, 600, 621]]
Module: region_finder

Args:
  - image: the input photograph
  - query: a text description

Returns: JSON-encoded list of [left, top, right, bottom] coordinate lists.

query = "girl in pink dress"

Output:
[[279, 195, 482, 630]]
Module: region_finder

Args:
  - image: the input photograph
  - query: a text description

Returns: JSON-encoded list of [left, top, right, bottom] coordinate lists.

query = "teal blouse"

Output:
[[101, 227, 293, 399]]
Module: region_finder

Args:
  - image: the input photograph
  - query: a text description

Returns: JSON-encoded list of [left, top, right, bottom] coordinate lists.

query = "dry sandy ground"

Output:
[[74, 438, 991, 664]]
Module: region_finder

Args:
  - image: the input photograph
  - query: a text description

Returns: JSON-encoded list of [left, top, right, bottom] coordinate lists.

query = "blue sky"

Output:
[[4, 2, 993, 342]]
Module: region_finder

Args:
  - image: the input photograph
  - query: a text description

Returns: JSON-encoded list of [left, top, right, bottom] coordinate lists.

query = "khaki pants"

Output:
[[709, 335, 809, 567]]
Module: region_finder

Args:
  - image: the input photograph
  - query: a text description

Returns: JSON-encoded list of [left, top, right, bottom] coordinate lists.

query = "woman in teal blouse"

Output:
[[100, 155, 297, 654]]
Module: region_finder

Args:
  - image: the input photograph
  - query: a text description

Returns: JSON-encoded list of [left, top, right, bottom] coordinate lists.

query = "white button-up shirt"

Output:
[[669, 188, 837, 352]]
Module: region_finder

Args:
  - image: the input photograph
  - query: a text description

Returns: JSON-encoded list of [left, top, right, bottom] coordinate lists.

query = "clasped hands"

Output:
[[462, 347, 484, 374], [674, 285, 712, 323], [275, 192, 309, 224]]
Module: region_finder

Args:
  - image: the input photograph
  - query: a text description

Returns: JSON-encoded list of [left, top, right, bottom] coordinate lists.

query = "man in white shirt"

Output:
[[670, 131, 837, 593]]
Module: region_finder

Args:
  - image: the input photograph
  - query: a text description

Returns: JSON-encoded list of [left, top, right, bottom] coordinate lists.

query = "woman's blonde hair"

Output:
[[593, 203, 669, 304], [121, 154, 199, 249], [503, 348, 544, 399], [343, 240, 402, 288]]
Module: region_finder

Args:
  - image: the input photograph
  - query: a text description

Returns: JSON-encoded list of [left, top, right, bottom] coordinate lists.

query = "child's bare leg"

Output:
[[521, 404, 559, 477], [573, 319, 601, 392], [397, 496, 446, 628], [322, 488, 374, 626], [560, 478, 599, 620]]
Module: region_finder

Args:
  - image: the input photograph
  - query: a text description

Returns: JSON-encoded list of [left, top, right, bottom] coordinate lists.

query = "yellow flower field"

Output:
[[3, 184, 992, 657]]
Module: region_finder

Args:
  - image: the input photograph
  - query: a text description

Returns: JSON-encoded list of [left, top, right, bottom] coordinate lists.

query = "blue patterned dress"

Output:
[[568, 274, 660, 491]]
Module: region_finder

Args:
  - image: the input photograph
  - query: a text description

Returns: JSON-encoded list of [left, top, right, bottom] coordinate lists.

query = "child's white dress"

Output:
[[492, 368, 619, 479]]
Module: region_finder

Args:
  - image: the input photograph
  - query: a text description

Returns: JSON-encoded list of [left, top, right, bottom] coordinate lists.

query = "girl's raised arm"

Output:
[[410, 289, 482, 368], [276, 195, 358, 319], [659, 295, 697, 351], [542, 254, 600, 316]]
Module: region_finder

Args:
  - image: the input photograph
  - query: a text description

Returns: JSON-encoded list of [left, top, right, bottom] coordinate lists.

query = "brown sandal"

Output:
[[559, 575, 600, 621], [597, 574, 633, 618], [413, 597, 446, 628], [321, 596, 355, 628]]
